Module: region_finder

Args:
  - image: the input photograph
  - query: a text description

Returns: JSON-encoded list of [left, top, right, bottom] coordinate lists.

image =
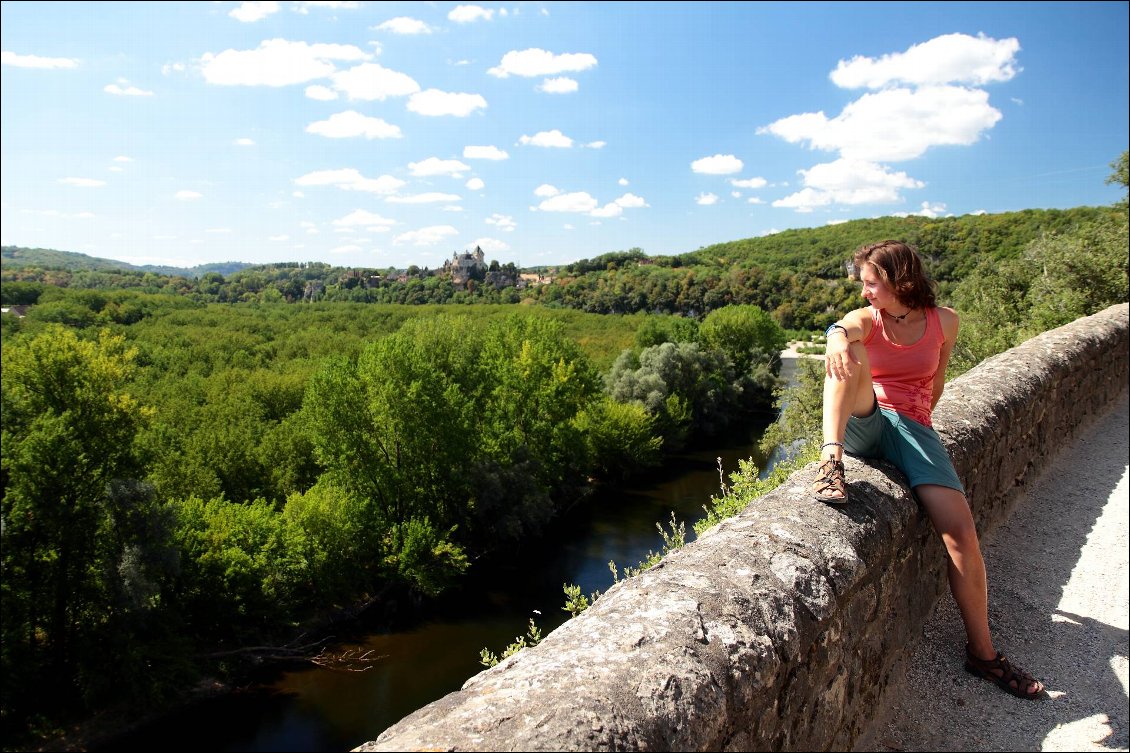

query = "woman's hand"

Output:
[[825, 330, 859, 381]]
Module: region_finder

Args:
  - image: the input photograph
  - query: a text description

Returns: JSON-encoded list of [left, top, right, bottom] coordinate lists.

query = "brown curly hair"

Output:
[[852, 240, 937, 310]]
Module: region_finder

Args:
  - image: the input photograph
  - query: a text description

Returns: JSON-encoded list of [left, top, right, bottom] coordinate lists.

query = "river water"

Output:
[[107, 410, 788, 752]]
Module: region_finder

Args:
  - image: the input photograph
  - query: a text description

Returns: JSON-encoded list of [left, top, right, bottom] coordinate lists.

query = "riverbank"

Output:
[[782, 340, 825, 359], [31, 418, 778, 753]]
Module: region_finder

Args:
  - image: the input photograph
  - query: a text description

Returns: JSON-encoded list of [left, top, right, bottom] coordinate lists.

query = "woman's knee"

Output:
[[919, 487, 980, 547], [940, 518, 981, 555]]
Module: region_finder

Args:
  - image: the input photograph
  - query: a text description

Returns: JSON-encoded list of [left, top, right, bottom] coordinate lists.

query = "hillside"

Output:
[[1, 245, 250, 278]]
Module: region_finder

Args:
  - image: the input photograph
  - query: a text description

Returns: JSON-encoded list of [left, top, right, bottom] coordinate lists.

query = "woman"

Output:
[[813, 240, 1044, 700]]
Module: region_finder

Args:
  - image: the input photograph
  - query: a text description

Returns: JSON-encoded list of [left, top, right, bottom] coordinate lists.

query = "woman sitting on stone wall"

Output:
[[814, 239, 1044, 700]]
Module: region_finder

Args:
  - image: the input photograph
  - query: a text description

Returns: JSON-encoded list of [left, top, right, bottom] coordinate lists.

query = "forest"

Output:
[[1, 152, 1126, 747]]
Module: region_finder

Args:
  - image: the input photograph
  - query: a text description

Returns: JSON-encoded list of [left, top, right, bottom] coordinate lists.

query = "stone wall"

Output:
[[357, 303, 1129, 753]]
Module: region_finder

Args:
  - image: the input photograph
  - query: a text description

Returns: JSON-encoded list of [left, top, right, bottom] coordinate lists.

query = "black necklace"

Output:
[[887, 308, 911, 321]]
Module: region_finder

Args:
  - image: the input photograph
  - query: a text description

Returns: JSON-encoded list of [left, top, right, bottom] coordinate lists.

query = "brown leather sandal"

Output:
[[964, 645, 1045, 699], [812, 457, 848, 504]]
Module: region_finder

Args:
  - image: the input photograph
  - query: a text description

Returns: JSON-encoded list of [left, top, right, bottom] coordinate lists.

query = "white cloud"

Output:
[[488, 48, 597, 78], [533, 184, 560, 197], [585, 140, 606, 149], [758, 85, 1002, 162], [891, 200, 949, 219], [407, 89, 487, 117], [831, 33, 1021, 90], [269, 234, 290, 241], [730, 177, 767, 189], [747, 197, 764, 204], [104, 80, 153, 96], [386, 192, 462, 204], [306, 110, 402, 139], [692, 154, 743, 175], [469, 237, 510, 252], [331, 62, 419, 100], [206, 227, 232, 234], [519, 129, 573, 148], [394, 225, 459, 245], [448, 5, 494, 23], [696, 192, 719, 205], [614, 193, 648, 208], [305, 84, 338, 101], [465, 177, 485, 190], [618, 178, 629, 186], [409, 157, 471, 177], [537, 192, 598, 213], [109, 166, 123, 173], [464, 145, 509, 160], [332, 209, 397, 227], [294, 168, 405, 194], [229, 1, 279, 22], [485, 213, 515, 231], [772, 158, 924, 211], [59, 177, 106, 187], [538, 77, 578, 94], [295, 2, 362, 15], [199, 39, 370, 87], [113, 155, 133, 162], [175, 190, 202, 200], [329, 243, 364, 255], [2, 51, 80, 69], [971, 209, 988, 216], [590, 203, 623, 218], [234, 137, 255, 146], [377, 17, 433, 34]]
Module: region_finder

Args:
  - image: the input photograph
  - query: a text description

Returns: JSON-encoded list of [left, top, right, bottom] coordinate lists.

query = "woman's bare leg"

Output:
[[914, 484, 1042, 695], [821, 341, 877, 462], [914, 484, 993, 652]]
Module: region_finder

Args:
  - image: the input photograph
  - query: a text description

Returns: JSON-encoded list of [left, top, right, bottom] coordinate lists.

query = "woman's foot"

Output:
[[812, 457, 848, 504], [964, 645, 1045, 699]]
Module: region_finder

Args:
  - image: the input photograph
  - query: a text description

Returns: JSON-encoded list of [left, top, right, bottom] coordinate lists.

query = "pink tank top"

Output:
[[862, 306, 944, 427]]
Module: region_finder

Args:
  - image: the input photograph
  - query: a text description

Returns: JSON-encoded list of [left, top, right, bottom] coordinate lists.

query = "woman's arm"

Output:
[[825, 307, 873, 382], [932, 307, 960, 408]]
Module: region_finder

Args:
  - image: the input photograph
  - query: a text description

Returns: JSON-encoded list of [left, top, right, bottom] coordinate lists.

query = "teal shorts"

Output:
[[845, 401, 965, 493]]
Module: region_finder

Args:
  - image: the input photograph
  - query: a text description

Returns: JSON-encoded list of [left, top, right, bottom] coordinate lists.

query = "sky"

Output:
[[2, 1, 1127, 272]]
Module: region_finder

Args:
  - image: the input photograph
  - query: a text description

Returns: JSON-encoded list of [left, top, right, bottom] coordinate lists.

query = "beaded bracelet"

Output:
[[825, 323, 848, 338]]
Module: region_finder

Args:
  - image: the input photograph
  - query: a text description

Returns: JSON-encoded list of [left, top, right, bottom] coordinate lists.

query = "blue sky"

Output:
[[2, 1, 1127, 271]]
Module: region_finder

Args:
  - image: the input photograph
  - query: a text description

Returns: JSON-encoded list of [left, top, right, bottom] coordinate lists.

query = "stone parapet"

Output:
[[357, 303, 1129, 752]]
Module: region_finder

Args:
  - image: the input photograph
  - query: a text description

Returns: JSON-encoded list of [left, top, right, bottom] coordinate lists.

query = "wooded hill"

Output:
[[3, 206, 1121, 332], [1, 245, 250, 278]]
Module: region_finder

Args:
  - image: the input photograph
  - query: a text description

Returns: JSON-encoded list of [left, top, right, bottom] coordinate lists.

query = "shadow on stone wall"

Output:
[[357, 303, 1130, 753]]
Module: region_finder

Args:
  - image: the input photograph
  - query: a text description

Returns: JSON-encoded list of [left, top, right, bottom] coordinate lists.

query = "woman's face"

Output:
[[859, 263, 897, 310]]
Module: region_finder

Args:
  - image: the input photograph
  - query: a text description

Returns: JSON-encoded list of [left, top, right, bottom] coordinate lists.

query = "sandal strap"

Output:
[[966, 648, 1043, 697], [813, 458, 846, 494]]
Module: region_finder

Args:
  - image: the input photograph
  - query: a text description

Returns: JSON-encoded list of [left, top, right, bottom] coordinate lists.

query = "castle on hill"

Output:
[[442, 246, 486, 285]]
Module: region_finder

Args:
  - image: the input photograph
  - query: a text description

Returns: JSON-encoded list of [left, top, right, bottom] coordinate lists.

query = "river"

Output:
[[105, 407, 792, 752]]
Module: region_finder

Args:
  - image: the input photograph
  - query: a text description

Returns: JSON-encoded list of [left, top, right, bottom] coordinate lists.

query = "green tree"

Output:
[[1107, 150, 1128, 210], [2, 326, 155, 714], [699, 304, 787, 375]]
